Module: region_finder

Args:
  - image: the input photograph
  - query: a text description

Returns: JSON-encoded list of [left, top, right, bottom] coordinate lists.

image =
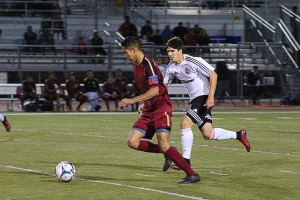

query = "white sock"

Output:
[[0, 113, 5, 121], [209, 128, 237, 140], [181, 128, 194, 159]]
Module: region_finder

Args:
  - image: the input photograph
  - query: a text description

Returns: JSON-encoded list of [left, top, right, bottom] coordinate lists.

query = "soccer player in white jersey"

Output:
[[163, 37, 250, 170], [0, 113, 10, 132]]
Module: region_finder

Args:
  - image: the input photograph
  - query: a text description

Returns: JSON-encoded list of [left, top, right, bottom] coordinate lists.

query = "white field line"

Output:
[[236, 118, 257, 120], [279, 170, 300, 174], [4, 111, 300, 116], [209, 172, 229, 176], [0, 164, 207, 200], [12, 128, 300, 158], [133, 173, 155, 177]]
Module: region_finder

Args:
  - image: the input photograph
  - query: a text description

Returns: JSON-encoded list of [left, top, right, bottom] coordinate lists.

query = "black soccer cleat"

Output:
[[163, 154, 172, 171], [177, 174, 200, 184], [2, 116, 11, 132]]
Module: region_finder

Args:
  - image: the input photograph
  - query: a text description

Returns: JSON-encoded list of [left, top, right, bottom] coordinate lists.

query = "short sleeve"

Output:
[[163, 64, 175, 84], [144, 57, 160, 88]]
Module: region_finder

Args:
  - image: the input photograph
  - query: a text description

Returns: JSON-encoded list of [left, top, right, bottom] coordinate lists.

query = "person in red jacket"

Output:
[[118, 15, 138, 37]]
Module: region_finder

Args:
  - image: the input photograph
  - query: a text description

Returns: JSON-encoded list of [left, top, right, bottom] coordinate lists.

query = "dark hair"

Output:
[[26, 74, 33, 79], [69, 72, 76, 76], [166, 37, 183, 50], [121, 36, 141, 50], [87, 70, 93, 73], [115, 69, 122, 73], [253, 65, 258, 69]]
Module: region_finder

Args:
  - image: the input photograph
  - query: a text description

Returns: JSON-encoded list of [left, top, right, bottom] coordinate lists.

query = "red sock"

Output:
[[137, 140, 163, 153], [164, 147, 197, 176]]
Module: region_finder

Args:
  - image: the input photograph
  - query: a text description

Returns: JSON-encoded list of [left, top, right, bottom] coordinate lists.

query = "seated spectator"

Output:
[[39, 28, 56, 53], [115, 69, 132, 111], [21, 75, 40, 111], [197, 29, 210, 53], [76, 37, 87, 63], [102, 76, 119, 112], [161, 24, 173, 43], [140, 20, 153, 40], [184, 29, 198, 53], [24, 26, 38, 52], [193, 24, 202, 36], [150, 29, 164, 46], [90, 30, 107, 64], [65, 72, 88, 112], [118, 15, 138, 37], [84, 70, 102, 112], [53, 13, 67, 39], [244, 66, 263, 105], [40, 15, 52, 30], [44, 72, 62, 112], [172, 22, 188, 44]]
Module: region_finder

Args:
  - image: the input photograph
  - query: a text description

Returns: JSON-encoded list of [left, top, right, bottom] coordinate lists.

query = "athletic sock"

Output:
[[181, 128, 193, 160], [164, 147, 197, 176], [137, 140, 162, 153], [0, 114, 5, 122], [209, 128, 237, 140]]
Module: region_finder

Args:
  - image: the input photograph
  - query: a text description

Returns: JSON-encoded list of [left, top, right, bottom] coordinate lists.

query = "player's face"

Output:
[[49, 73, 55, 79], [167, 47, 182, 63], [122, 47, 136, 63], [70, 75, 75, 81], [87, 72, 94, 78]]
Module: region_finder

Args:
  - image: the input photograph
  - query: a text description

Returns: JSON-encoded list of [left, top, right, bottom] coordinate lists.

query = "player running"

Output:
[[0, 113, 10, 132], [163, 37, 250, 170], [65, 72, 88, 112], [119, 36, 200, 184]]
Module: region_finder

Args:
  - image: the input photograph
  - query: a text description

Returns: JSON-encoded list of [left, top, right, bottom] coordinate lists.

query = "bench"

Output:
[[0, 83, 190, 111]]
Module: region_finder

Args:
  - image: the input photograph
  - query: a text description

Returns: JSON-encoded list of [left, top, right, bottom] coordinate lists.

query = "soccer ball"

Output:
[[55, 161, 76, 182]]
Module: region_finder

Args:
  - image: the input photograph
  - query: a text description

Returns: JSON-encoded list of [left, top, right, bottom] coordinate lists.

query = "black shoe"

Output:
[[95, 105, 101, 112], [177, 174, 200, 184], [163, 154, 172, 171]]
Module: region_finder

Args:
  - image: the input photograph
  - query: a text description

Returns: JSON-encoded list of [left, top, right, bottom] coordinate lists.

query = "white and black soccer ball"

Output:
[[55, 161, 76, 182]]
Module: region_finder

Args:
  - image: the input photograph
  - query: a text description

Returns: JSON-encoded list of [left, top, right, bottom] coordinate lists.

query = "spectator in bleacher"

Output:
[[193, 24, 202, 36], [197, 29, 210, 53], [244, 66, 263, 106], [65, 72, 87, 112], [84, 70, 102, 112], [102, 76, 119, 112], [161, 24, 173, 43], [140, 20, 153, 40], [39, 28, 56, 54], [53, 13, 67, 39], [149, 29, 164, 45], [24, 26, 38, 52], [21, 75, 40, 111], [156, 57, 165, 76], [131, 79, 140, 111], [118, 15, 138, 37], [172, 22, 188, 44], [40, 15, 52, 30], [115, 69, 132, 111], [184, 29, 198, 53], [76, 37, 87, 63], [90, 30, 107, 64], [44, 72, 62, 112]]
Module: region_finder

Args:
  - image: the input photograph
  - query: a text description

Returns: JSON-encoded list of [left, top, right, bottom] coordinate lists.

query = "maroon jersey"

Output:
[[115, 77, 128, 93], [103, 81, 117, 94], [44, 78, 60, 94], [65, 79, 81, 96], [22, 80, 36, 93], [133, 56, 171, 113]]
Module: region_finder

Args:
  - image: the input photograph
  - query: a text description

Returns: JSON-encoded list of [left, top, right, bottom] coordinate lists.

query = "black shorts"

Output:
[[186, 95, 212, 128]]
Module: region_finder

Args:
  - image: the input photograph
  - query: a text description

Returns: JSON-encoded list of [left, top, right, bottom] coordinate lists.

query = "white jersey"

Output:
[[163, 54, 214, 101]]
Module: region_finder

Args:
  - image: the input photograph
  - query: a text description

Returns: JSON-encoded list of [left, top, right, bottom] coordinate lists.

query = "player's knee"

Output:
[[202, 131, 212, 140], [180, 119, 189, 129], [127, 138, 139, 149]]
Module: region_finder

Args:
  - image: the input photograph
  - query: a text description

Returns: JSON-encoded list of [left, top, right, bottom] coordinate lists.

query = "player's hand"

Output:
[[119, 98, 134, 107], [204, 96, 215, 109], [137, 104, 144, 114]]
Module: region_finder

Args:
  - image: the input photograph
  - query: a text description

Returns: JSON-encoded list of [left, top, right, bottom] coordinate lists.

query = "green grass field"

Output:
[[0, 110, 299, 200]]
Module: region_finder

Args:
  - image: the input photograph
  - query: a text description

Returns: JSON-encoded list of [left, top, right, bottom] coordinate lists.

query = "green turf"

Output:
[[0, 110, 299, 200]]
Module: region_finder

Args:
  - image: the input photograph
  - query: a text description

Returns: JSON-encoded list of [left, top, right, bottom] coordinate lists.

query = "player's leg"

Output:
[[65, 95, 73, 111], [157, 131, 200, 183], [55, 93, 61, 111], [179, 115, 194, 166], [0, 113, 11, 132], [20, 94, 26, 109], [103, 94, 111, 111], [76, 94, 87, 112]]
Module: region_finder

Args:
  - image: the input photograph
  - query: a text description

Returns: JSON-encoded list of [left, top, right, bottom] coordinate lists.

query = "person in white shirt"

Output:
[[163, 37, 250, 170]]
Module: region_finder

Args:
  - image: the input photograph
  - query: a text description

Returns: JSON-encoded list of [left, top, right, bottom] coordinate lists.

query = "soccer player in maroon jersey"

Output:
[[115, 69, 132, 111], [44, 72, 62, 112], [102, 76, 119, 112], [119, 36, 200, 183], [0, 113, 11, 132], [64, 72, 87, 112], [21, 75, 39, 111]]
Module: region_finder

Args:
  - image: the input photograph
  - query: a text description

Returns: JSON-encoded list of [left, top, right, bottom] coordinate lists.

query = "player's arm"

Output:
[[205, 71, 218, 108]]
